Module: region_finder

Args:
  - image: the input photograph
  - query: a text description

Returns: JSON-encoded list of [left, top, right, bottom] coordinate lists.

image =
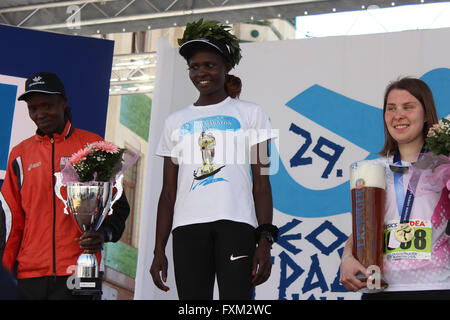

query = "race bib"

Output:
[[384, 219, 432, 260]]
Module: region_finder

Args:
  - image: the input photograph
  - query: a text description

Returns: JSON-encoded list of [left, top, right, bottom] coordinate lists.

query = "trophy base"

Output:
[[71, 275, 103, 299], [356, 272, 388, 293]]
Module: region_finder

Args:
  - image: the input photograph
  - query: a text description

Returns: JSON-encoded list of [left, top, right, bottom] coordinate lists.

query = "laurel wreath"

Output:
[[178, 19, 242, 67]]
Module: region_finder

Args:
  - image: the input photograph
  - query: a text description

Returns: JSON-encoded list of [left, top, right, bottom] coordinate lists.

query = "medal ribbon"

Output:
[[391, 148, 424, 223]]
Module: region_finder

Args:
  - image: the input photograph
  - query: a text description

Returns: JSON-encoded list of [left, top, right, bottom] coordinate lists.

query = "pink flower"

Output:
[[70, 147, 92, 165], [427, 124, 440, 137], [90, 141, 120, 154]]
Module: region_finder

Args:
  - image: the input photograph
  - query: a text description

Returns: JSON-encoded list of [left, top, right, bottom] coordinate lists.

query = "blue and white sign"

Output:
[[258, 68, 450, 300]]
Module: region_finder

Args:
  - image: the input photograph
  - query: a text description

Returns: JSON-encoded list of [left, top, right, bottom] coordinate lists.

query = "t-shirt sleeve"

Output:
[[156, 117, 176, 157], [249, 104, 277, 146]]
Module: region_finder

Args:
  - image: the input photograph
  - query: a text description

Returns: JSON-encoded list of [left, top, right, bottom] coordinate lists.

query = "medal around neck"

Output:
[[394, 222, 415, 243]]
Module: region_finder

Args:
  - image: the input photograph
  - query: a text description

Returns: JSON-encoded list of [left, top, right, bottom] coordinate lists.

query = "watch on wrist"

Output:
[[255, 223, 279, 245], [261, 231, 274, 244]]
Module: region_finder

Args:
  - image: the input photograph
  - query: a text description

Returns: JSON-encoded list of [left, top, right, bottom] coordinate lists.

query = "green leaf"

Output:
[[178, 19, 242, 67]]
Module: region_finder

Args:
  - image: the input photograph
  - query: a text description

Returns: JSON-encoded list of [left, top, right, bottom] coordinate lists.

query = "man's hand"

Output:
[[75, 230, 105, 254]]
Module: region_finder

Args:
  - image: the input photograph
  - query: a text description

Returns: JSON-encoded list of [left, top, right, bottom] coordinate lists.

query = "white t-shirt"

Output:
[[156, 97, 276, 230], [368, 156, 450, 292]]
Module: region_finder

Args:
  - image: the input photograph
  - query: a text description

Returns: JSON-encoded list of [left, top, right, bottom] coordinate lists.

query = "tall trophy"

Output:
[[53, 141, 130, 296], [55, 172, 123, 294], [350, 160, 388, 292]]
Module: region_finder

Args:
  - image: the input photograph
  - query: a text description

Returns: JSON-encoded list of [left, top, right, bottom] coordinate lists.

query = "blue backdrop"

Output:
[[0, 25, 114, 183], [0, 24, 113, 137]]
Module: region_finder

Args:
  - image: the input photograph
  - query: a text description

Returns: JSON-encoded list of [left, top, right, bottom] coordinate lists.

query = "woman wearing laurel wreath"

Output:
[[150, 19, 278, 299], [340, 77, 450, 300]]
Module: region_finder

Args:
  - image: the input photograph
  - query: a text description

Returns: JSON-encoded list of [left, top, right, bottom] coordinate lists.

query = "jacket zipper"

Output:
[[51, 137, 57, 278]]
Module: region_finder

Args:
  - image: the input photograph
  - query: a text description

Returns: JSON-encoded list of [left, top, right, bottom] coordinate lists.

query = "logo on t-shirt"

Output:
[[192, 130, 227, 190], [182, 116, 239, 191]]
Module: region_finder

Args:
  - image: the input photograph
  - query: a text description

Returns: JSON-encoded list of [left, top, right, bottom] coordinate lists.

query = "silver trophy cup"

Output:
[[55, 173, 123, 281]]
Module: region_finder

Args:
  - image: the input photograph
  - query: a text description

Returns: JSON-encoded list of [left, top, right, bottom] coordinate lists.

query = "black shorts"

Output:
[[172, 219, 256, 300]]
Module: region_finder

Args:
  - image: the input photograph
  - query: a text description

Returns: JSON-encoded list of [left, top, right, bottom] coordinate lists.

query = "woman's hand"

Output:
[[150, 250, 170, 292], [251, 238, 272, 286], [339, 254, 370, 292]]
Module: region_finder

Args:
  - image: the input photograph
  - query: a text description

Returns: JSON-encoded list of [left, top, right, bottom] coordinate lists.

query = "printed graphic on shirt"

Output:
[[194, 131, 224, 180], [182, 115, 240, 191], [191, 130, 227, 190], [180, 115, 241, 136]]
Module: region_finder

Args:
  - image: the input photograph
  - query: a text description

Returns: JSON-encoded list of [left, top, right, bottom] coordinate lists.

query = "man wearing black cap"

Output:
[[18, 72, 71, 136], [0, 72, 130, 300]]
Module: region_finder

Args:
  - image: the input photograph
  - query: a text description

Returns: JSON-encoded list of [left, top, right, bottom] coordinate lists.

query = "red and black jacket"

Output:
[[0, 121, 129, 279]]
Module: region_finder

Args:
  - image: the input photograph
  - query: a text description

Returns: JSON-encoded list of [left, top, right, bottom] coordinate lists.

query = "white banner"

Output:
[[135, 27, 450, 300]]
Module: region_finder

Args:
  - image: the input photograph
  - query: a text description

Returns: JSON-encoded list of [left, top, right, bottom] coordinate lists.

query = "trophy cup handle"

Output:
[[109, 174, 124, 216], [54, 172, 70, 215], [92, 174, 124, 231]]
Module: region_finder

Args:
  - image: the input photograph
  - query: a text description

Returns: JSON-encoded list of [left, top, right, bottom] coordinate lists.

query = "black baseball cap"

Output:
[[179, 37, 232, 64], [18, 72, 66, 101]]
